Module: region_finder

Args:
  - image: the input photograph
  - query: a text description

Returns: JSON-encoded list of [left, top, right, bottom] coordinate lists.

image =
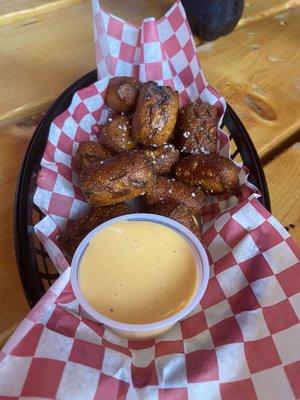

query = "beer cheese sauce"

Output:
[[79, 221, 199, 324]]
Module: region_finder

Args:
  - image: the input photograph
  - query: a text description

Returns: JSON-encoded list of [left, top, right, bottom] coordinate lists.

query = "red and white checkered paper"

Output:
[[1, 1, 300, 399]]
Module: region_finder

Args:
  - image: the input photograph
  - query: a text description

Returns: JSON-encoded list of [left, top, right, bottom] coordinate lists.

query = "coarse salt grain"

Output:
[[200, 146, 209, 155], [191, 192, 196, 197]]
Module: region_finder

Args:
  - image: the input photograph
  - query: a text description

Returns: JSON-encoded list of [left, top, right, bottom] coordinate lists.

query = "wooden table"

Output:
[[0, 0, 299, 346]]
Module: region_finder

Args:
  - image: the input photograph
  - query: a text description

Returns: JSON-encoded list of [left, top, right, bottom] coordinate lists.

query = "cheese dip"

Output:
[[79, 220, 199, 324]]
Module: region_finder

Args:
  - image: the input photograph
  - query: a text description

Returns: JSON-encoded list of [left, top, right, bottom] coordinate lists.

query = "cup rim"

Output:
[[71, 213, 210, 332]]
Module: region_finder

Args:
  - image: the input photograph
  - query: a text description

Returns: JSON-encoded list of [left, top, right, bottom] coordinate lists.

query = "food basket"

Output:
[[14, 70, 270, 307]]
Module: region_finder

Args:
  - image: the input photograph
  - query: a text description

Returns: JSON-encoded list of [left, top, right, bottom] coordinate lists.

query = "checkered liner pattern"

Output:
[[2, 199, 300, 399], [1, 1, 299, 399]]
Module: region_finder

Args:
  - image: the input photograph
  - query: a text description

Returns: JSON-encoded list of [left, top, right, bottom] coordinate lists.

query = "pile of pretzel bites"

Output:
[[58, 77, 240, 257]]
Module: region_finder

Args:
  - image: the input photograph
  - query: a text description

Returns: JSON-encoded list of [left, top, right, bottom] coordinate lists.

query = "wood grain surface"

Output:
[[264, 143, 300, 244], [200, 7, 300, 161], [0, 0, 85, 25], [0, 2, 94, 125], [0, 123, 34, 346], [2, 0, 298, 26], [238, 0, 300, 27]]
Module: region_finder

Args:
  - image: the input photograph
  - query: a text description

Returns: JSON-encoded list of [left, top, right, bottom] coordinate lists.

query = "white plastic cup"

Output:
[[71, 213, 210, 340]]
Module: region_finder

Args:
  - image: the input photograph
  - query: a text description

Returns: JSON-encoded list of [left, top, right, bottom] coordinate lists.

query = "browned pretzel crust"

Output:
[[105, 76, 141, 113], [80, 151, 155, 206], [175, 102, 218, 155], [75, 141, 111, 170], [145, 176, 206, 216], [132, 81, 179, 146], [103, 114, 137, 153], [149, 203, 201, 239], [174, 153, 240, 195], [58, 203, 133, 256], [143, 144, 180, 175]]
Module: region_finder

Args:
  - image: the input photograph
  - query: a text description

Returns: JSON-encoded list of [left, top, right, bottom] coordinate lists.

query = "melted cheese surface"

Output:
[[79, 221, 199, 324]]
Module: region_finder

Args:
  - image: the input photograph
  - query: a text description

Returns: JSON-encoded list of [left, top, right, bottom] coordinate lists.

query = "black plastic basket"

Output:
[[14, 70, 271, 308]]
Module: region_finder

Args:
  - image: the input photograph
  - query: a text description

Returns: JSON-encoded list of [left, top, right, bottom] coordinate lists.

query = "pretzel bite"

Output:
[[80, 151, 155, 206], [149, 203, 201, 239], [132, 81, 179, 146], [103, 114, 137, 153], [75, 141, 111, 170], [175, 102, 218, 155], [143, 144, 180, 175], [145, 176, 206, 216], [105, 76, 141, 113], [174, 153, 240, 195], [58, 203, 133, 256]]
